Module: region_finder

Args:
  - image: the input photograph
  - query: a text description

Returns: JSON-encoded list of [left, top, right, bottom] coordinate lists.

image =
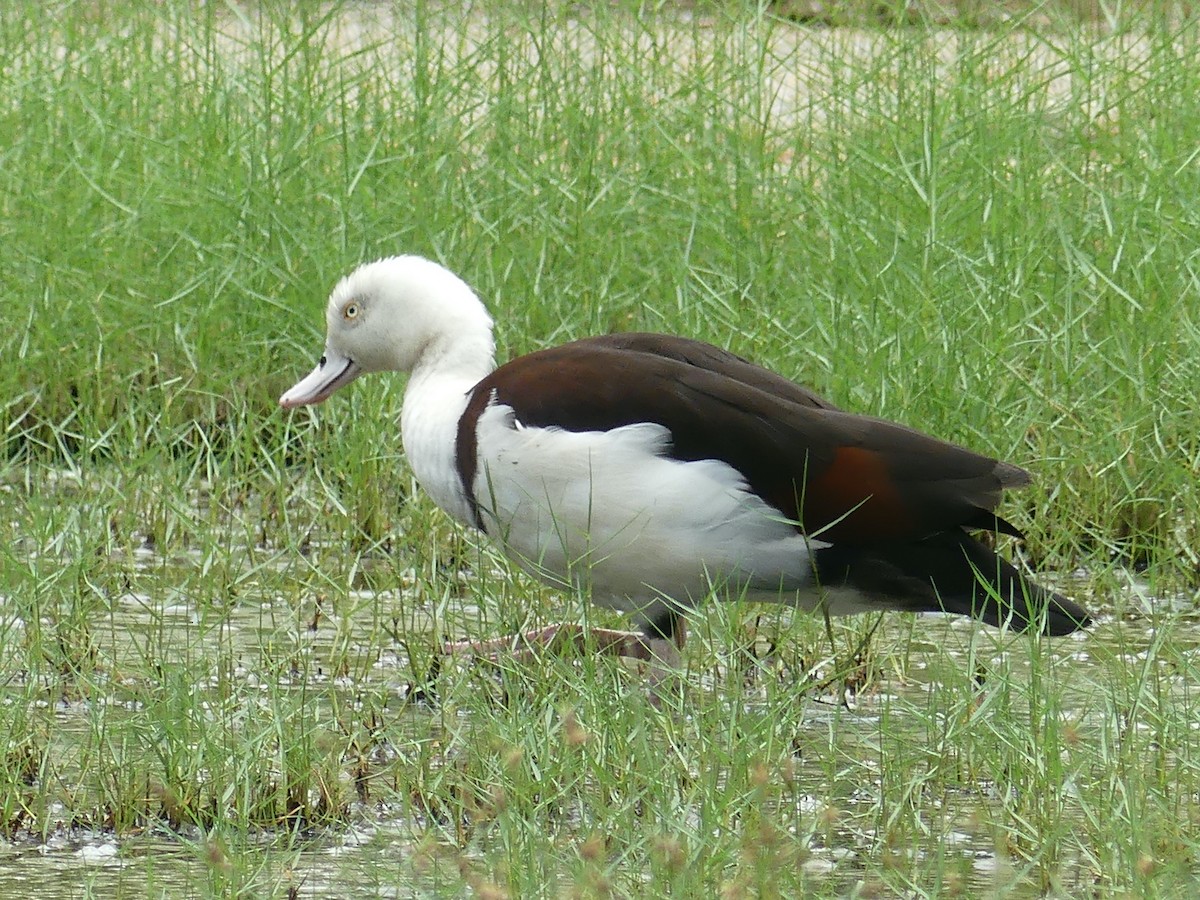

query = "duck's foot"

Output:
[[443, 623, 656, 661], [443, 620, 688, 706]]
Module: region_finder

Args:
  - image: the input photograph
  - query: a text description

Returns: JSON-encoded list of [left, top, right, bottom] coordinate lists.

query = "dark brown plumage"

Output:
[[456, 333, 1088, 636]]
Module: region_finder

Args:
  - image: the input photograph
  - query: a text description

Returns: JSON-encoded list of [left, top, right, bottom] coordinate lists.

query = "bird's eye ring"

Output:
[[344, 302, 360, 320]]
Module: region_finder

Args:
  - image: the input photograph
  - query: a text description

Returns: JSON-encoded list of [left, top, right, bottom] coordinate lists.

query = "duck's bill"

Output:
[[279, 349, 361, 408]]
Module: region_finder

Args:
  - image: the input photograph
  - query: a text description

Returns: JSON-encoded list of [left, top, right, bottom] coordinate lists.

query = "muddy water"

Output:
[[0, 553, 460, 897], [1, 464, 1178, 896], [0, 824, 445, 899], [0, 539, 1118, 898]]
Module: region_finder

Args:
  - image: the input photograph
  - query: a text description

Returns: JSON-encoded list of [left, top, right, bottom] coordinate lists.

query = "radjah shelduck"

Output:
[[280, 256, 1090, 664]]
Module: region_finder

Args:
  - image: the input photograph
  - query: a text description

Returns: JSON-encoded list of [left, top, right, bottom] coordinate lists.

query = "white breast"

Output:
[[470, 402, 825, 621], [399, 369, 478, 527]]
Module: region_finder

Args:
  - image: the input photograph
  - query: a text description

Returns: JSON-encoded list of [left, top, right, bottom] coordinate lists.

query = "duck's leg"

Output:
[[635, 610, 688, 700], [639, 608, 687, 669]]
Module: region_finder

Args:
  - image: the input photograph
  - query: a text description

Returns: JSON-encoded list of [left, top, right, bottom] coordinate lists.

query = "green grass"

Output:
[[2, 0, 1200, 896]]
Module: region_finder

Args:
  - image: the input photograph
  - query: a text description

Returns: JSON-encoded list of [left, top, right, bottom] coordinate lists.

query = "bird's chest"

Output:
[[399, 382, 478, 527]]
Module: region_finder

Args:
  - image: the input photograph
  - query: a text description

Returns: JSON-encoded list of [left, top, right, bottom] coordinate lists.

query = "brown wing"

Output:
[[457, 335, 1028, 543], [582, 333, 842, 412]]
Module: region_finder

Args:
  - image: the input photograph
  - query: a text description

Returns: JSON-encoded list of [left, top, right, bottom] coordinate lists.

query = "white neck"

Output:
[[399, 329, 496, 526]]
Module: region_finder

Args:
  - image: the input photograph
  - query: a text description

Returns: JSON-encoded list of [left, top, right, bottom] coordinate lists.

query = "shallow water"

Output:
[[0, 546, 1134, 899], [6, 462, 1194, 896], [3, 551, 1196, 899]]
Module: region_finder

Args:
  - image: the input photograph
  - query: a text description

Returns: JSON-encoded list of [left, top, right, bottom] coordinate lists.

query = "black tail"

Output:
[[815, 531, 1091, 636]]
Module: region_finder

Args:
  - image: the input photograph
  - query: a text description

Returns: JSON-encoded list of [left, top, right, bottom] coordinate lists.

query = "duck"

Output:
[[279, 255, 1090, 664]]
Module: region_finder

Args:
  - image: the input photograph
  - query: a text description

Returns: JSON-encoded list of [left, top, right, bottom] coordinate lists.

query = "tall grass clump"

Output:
[[3, 1, 1198, 579], [1, 0, 1199, 896]]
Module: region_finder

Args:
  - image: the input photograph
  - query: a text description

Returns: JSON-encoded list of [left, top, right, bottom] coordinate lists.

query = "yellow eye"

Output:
[[344, 302, 360, 320]]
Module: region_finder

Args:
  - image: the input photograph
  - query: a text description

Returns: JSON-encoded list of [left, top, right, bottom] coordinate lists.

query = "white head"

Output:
[[279, 256, 495, 408]]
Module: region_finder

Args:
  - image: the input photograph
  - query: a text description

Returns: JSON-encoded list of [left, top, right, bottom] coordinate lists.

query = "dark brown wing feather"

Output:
[[457, 334, 1027, 544], [583, 333, 842, 412]]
